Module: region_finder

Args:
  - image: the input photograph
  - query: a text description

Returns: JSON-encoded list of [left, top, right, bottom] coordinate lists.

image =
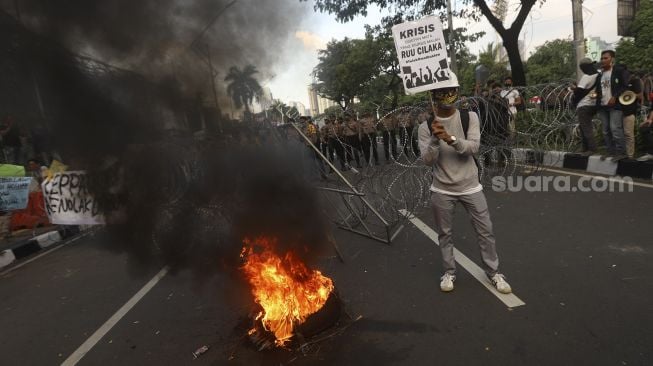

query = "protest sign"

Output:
[[41, 171, 104, 225], [391, 16, 455, 94], [0, 177, 31, 211]]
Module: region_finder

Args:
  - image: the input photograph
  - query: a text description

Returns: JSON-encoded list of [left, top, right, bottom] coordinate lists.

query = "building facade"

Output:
[[307, 84, 337, 117], [586, 37, 613, 62]]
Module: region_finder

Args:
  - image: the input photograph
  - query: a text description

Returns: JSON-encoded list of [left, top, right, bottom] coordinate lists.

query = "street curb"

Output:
[[517, 149, 653, 180], [0, 226, 86, 270]]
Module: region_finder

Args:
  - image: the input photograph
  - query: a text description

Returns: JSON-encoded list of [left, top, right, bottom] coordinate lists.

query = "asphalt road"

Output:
[[1, 169, 651, 366]]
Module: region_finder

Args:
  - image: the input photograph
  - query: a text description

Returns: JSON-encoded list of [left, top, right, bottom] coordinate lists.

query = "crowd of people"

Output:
[[573, 49, 653, 161], [300, 112, 423, 172], [0, 116, 53, 238]]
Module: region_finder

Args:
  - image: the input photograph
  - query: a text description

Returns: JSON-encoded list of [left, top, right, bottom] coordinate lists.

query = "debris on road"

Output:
[[192, 345, 210, 359]]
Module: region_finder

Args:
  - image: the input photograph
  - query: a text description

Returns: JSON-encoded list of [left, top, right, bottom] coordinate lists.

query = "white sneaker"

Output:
[[490, 273, 512, 294], [440, 273, 456, 292], [636, 153, 653, 162]]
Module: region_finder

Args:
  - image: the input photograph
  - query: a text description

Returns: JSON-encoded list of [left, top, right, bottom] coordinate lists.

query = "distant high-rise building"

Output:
[[288, 101, 307, 116], [307, 84, 337, 116]]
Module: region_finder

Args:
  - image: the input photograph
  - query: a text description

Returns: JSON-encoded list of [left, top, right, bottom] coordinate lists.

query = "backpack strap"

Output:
[[460, 109, 470, 139]]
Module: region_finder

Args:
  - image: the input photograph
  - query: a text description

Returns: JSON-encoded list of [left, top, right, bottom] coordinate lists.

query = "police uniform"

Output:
[[359, 115, 379, 165], [398, 112, 418, 157], [381, 114, 398, 162], [342, 116, 362, 168], [302, 120, 326, 178], [328, 118, 347, 170], [320, 121, 332, 162]]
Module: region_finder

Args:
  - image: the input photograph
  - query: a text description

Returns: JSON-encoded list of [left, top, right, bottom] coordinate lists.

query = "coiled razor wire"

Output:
[[122, 81, 651, 250], [296, 82, 652, 242]]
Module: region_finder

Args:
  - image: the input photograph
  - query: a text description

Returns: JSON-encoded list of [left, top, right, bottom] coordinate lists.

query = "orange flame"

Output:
[[240, 237, 334, 346]]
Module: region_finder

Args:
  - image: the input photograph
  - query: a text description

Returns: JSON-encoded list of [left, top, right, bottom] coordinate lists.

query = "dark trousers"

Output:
[[320, 140, 332, 163], [360, 132, 379, 165], [344, 135, 361, 167], [383, 129, 397, 162], [328, 138, 346, 170], [576, 105, 598, 152], [640, 124, 653, 154], [400, 126, 419, 157]]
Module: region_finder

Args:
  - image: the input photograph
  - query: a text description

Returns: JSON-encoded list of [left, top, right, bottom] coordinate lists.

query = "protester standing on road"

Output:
[[418, 74, 512, 294], [573, 58, 601, 156], [596, 50, 630, 161]]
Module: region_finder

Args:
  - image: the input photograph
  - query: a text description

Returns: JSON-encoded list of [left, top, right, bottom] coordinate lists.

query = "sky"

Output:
[[266, 0, 619, 108]]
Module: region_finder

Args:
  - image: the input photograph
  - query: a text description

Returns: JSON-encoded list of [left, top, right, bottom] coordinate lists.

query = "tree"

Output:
[[616, 0, 653, 74], [224, 64, 262, 115], [454, 46, 478, 95], [303, 0, 542, 86], [477, 42, 508, 87], [525, 39, 575, 84], [313, 37, 379, 110], [267, 100, 300, 122]]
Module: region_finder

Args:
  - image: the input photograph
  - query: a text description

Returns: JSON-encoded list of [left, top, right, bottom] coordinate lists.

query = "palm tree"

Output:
[[224, 65, 262, 115]]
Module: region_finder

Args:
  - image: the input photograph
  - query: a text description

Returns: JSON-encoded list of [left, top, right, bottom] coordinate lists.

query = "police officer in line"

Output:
[[359, 112, 379, 165], [342, 114, 362, 168], [381, 113, 398, 163], [328, 116, 347, 171], [320, 117, 333, 165]]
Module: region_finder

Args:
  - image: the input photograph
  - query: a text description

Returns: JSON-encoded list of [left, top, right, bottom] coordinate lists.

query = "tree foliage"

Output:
[[525, 39, 575, 84], [302, 0, 544, 86], [313, 37, 379, 110], [473, 42, 508, 89], [224, 65, 261, 114], [267, 100, 299, 122], [616, 0, 653, 74]]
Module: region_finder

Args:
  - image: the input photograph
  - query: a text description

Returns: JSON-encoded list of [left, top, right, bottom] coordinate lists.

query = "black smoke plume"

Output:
[[0, 1, 331, 277]]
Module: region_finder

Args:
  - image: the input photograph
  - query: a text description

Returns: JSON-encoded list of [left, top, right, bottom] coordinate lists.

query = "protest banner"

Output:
[[41, 171, 104, 225], [391, 16, 455, 94], [0, 177, 31, 211]]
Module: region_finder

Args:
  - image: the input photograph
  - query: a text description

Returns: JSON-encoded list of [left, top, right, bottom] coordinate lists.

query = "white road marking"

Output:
[[400, 209, 526, 308], [61, 267, 169, 366], [0, 232, 91, 277], [530, 166, 653, 189]]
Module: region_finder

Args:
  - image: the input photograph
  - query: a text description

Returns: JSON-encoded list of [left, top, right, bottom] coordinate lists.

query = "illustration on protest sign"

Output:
[[391, 16, 455, 94], [41, 171, 104, 225], [0, 177, 32, 211]]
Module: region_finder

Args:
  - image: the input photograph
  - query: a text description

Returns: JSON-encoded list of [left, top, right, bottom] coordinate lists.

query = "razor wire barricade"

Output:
[[293, 82, 652, 244]]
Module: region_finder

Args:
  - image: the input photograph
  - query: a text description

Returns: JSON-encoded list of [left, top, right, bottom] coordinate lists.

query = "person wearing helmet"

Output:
[[417, 72, 512, 294]]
